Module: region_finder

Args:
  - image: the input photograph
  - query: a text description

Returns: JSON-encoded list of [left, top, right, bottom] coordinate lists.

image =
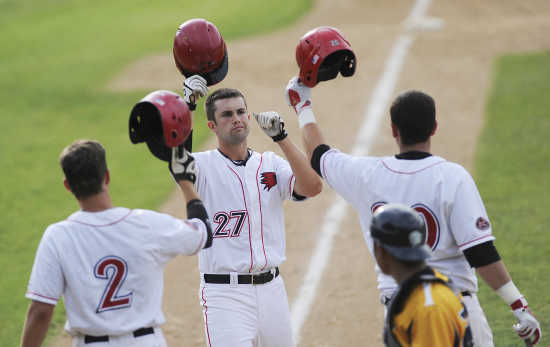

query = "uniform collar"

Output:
[[218, 148, 253, 166], [395, 151, 432, 160]]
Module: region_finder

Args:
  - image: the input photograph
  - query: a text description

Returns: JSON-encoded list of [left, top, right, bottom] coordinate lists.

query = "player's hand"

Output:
[[169, 146, 197, 183], [183, 75, 208, 111], [254, 111, 288, 142], [511, 298, 541, 345], [285, 76, 311, 116]]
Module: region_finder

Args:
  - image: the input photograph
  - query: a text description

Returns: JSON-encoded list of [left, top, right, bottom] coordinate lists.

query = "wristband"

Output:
[[298, 108, 317, 128], [496, 281, 522, 306]]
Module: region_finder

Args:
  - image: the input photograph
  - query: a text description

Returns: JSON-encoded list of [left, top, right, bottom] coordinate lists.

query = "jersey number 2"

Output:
[[94, 255, 133, 313]]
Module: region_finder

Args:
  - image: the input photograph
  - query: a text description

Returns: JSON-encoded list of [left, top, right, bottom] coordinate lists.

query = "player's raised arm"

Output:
[[254, 111, 322, 197], [284, 77, 326, 161], [169, 146, 213, 249]]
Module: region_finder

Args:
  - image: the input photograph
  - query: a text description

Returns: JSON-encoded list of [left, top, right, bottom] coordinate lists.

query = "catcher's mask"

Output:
[[370, 204, 431, 262], [296, 26, 356, 88], [173, 18, 228, 86], [129, 90, 191, 162]]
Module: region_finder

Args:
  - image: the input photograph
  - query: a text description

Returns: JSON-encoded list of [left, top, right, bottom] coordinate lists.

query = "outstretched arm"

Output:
[[284, 77, 327, 162], [169, 147, 212, 248], [254, 112, 322, 197], [21, 301, 54, 347]]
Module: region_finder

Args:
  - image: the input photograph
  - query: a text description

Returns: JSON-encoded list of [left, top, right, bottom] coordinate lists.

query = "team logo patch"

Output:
[[475, 217, 490, 230], [260, 172, 277, 191]]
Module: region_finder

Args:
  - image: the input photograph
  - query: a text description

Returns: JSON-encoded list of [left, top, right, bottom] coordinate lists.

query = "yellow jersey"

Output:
[[384, 267, 473, 347]]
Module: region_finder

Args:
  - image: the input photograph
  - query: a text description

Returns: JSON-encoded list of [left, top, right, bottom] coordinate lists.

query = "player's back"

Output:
[[388, 270, 472, 347], [28, 207, 204, 336], [320, 150, 494, 293]]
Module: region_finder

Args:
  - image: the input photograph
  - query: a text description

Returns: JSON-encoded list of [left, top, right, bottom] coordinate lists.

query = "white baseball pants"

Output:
[[199, 275, 294, 347], [462, 293, 494, 347]]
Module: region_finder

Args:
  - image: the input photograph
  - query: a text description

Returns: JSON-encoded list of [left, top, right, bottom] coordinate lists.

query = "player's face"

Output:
[[210, 97, 250, 145]]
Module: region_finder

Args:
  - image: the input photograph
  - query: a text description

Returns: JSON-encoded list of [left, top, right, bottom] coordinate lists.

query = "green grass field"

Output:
[[475, 52, 550, 346], [0, 1, 311, 345]]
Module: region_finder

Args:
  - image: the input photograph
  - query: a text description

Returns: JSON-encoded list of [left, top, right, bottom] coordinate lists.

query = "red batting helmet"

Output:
[[173, 18, 228, 86], [129, 90, 192, 162], [296, 26, 356, 88]]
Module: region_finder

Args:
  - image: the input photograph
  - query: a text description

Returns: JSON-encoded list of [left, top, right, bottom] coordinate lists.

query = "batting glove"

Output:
[[254, 111, 288, 142], [169, 146, 197, 184], [285, 76, 312, 116], [183, 75, 208, 111], [511, 297, 542, 345]]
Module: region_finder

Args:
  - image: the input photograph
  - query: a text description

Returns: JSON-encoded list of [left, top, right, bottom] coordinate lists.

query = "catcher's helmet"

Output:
[[129, 90, 191, 162], [370, 204, 430, 262], [296, 26, 356, 88], [173, 18, 228, 86]]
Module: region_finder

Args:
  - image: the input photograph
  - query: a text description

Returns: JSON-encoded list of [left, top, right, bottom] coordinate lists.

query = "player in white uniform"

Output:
[[22, 139, 212, 347], [284, 79, 542, 346], [181, 77, 322, 347]]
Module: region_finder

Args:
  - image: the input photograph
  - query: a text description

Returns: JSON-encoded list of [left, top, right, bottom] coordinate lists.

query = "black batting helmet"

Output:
[[370, 204, 430, 261]]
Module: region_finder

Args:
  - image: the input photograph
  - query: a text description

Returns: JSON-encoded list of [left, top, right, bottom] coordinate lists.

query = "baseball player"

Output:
[[181, 76, 322, 347], [285, 80, 542, 346], [371, 203, 473, 347], [22, 140, 212, 347]]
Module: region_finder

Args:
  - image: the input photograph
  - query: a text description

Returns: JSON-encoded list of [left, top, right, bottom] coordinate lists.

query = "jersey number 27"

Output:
[[94, 255, 133, 313]]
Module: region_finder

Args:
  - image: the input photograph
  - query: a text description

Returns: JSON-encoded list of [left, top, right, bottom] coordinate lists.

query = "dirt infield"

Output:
[[53, 0, 550, 346]]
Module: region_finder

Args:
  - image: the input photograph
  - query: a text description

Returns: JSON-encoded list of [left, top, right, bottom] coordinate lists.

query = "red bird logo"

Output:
[[260, 172, 277, 191]]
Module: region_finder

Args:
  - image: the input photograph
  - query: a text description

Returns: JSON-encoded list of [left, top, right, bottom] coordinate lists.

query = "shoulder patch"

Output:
[[475, 217, 490, 230]]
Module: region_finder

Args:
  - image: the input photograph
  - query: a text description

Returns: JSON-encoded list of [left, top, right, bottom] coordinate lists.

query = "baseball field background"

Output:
[[1, 1, 549, 346]]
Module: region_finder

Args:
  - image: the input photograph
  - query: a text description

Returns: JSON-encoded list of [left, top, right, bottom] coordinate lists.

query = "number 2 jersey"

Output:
[[26, 207, 208, 336], [318, 149, 495, 295]]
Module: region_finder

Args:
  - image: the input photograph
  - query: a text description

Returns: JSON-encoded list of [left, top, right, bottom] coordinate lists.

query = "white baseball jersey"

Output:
[[26, 207, 208, 336], [193, 149, 300, 274], [320, 149, 494, 295]]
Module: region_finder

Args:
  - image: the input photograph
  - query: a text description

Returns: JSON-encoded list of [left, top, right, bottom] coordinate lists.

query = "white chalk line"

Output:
[[290, 0, 436, 344]]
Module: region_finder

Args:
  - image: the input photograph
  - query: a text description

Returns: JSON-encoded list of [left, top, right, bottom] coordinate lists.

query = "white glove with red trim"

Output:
[[511, 297, 541, 345], [285, 76, 311, 116]]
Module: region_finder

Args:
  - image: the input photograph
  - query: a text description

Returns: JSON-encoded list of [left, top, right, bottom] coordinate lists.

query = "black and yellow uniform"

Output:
[[384, 267, 473, 347]]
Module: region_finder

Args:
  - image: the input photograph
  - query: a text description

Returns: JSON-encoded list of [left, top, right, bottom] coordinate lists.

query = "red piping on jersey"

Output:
[[201, 286, 212, 347], [255, 155, 268, 270], [458, 234, 493, 248], [226, 165, 254, 273], [381, 159, 446, 174], [27, 291, 58, 302], [67, 209, 133, 227], [288, 174, 295, 197]]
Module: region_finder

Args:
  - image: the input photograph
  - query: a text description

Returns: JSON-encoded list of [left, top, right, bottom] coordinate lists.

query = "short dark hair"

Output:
[[390, 90, 436, 145], [59, 140, 107, 199], [205, 88, 247, 123]]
